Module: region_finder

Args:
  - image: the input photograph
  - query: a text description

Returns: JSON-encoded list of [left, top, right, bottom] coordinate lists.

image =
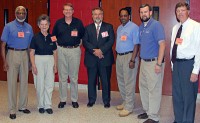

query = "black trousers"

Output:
[[172, 59, 199, 123], [87, 63, 112, 104]]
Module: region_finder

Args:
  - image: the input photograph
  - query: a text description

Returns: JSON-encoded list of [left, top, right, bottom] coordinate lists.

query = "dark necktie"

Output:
[[96, 24, 100, 38], [171, 25, 182, 63]]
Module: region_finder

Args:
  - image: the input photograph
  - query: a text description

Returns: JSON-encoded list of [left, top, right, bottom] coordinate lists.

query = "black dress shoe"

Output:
[[143, 119, 159, 123], [104, 103, 110, 108], [18, 109, 31, 114], [87, 102, 94, 107], [137, 113, 148, 119], [72, 102, 79, 108], [46, 108, 53, 114], [58, 102, 66, 108], [39, 108, 45, 113], [9, 114, 16, 119]]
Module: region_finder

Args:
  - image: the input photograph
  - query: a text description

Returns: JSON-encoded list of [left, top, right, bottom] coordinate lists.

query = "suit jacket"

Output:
[[83, 22, 115, 67]]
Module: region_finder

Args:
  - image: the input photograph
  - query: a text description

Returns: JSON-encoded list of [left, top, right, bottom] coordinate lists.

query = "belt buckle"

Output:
[[150, 58, 155, 61]]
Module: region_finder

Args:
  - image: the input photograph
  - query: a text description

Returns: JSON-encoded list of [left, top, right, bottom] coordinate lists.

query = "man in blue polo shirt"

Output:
[[137, 4, 165, 123], [115, 7, 139, 117], [1, 6, 33, 119]]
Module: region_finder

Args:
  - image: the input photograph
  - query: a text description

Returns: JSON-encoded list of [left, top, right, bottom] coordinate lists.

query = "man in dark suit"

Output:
[[83, 7, 115, 108]]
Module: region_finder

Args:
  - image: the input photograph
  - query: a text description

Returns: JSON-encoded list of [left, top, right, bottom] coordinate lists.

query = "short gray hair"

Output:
[[37, 14, 50, 26], [92, 7, 103, 15]]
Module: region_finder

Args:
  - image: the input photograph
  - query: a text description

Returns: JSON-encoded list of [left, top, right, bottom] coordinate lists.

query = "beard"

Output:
[[16, 16, 26, 23], [141, 16, 150, 22], [94, 18, 102, 23]]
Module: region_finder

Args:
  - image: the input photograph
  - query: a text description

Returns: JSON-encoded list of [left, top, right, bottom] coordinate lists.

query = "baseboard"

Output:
[[54, 82, 87, 90], [198, 94, 200, 99], [54, 82, 200, 99]]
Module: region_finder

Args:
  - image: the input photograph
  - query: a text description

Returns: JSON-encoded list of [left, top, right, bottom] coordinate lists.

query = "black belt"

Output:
[[176, 57, 194, 62], [117, 51, 133, 56], [142, 58, 156, 62], [142, 58, 165, 63], [59, 45, 79, 49], [8, 47, 27, 51]]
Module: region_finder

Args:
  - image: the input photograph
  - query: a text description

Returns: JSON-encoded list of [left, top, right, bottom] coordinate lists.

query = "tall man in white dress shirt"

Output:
[[170, 2, 200, 123]]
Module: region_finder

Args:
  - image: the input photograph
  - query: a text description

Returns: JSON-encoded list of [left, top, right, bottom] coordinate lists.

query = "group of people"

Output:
[[1, 2, 199, 123]]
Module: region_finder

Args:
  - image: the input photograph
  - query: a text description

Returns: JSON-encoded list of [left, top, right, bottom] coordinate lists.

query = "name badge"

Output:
[[120, 35, 127, 41], [101, 31, 109, 38], [18, 32, 24, 38], [175, 38, 183, 45], [71, 31, 78, 37], [51, 36, 57, 42]]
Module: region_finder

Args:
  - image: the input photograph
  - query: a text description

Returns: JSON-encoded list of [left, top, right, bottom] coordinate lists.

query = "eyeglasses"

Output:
[[63, 9, 73, 11]]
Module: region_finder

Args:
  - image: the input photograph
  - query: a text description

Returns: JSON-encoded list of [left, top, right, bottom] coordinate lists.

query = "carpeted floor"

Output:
[[0, 81, 199, 123]]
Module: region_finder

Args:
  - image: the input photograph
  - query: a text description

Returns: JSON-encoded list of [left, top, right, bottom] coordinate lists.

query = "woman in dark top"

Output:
[[30, 14, 57, 114]]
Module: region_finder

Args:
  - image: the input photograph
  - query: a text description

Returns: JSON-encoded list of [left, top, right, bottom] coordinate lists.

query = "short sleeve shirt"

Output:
[[1, 19, 33, 49], [30, 32, 57, 55], [52, 17, 85, 46], [139, 18, 165, 59], [116, 21, 139, 53]]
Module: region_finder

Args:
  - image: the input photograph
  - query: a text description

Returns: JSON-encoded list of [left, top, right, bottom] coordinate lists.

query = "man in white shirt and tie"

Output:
[[170, 2, 200, 123]]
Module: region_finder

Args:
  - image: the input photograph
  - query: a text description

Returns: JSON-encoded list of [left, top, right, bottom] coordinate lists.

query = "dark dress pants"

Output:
[[172, 59, 198, 123], [87, 63, 112, 104]]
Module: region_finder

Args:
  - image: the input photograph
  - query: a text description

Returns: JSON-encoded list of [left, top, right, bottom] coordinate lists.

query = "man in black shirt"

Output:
[[52, 3, 84, 109]]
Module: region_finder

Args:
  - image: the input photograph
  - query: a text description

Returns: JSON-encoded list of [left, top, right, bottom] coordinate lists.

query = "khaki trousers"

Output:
[[6, 50, 29, 114], [57, 46, 81, 102], [139, 59, 165, 121], [116, 53, 139, 112]]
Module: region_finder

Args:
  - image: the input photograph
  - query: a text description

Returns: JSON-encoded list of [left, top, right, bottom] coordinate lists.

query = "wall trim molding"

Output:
[[54, 82, 200, 99]]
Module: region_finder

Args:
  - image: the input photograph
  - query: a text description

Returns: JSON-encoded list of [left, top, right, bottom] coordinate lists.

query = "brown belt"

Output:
[[8, 47, 27, 51], [59, 45, 79, 49]]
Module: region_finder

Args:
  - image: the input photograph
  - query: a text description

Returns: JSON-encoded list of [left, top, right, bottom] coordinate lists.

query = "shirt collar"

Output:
[[62, 17, 74, 24], [14, 19, 25, 27], [95, 22, 102, 28], [180, 17, 190, 28], [39, 32, 49, 37], [142, 17, 153, 28], [122, 21, 131, 27]]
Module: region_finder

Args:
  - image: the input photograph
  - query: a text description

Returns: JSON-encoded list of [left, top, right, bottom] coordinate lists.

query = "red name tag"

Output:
[[71, 31, 78, 36], [120, 35, 127, 41], [18, 32, 24, 38], [175, 38, 183, 45], [51, 36, 57, 42]]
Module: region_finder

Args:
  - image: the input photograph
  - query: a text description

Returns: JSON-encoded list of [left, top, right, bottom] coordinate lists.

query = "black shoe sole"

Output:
[[9, 114, 16, 119]]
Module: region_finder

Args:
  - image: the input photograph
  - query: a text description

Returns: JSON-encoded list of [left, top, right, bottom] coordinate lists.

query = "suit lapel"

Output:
[[91, 23, 98, 41]]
